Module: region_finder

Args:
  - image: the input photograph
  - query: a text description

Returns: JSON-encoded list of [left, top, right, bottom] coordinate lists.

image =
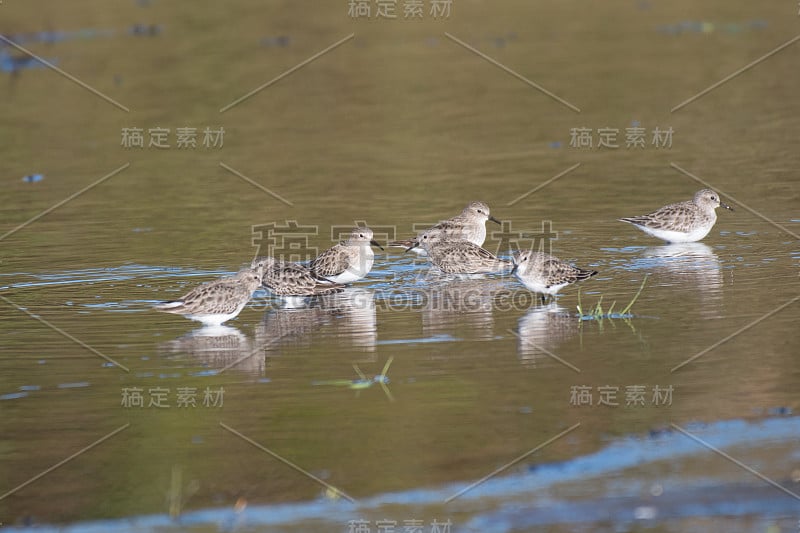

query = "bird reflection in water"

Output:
[[515, 303, 580, 368], [158, 325, 265, 374]]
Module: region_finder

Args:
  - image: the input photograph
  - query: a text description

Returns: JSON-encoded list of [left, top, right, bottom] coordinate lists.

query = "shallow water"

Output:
[[1, 0, 799, 531]]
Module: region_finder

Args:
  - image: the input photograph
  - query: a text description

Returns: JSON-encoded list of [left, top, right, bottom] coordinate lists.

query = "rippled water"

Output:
[[1, 0, 799, 531]]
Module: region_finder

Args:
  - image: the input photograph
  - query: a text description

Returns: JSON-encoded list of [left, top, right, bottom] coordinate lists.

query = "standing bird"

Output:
[[512, 251, 597, 303], [252, 256, 345, 297], [619, 189, 733, 243], [388, 201, 501, 255], [417, 234, 512, 275], [154, 267, 263, 326], [308, 227, 384, 284]]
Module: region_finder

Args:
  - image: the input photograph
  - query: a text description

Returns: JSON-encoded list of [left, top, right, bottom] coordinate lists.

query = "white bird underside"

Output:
[[154, 268, 262, 326], [318, 255, 374, 284], [621, 222, 713, 244], [516, 279, 571, 296], [184, 309, 246, 327], [157, 300, 250, 327], [618, 189, 729, 244]]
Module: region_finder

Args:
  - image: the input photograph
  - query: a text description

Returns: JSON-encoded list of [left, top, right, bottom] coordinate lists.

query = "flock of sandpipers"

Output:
[[155, 189, 733, 326]]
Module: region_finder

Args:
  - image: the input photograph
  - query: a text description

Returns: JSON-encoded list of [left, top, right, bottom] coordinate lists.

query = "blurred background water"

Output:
[[1, 1, 798, 531]]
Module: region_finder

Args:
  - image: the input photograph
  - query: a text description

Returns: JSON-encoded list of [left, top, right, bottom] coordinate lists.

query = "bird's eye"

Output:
[[477, 209, 483, 213], [359, 233, 365, 238]]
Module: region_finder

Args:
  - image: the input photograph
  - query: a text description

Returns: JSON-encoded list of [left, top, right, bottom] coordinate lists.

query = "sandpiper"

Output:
[[252, 256, 345, 297], [309, 227, 384, 284], [154, 267, 263, 326], [512, 250, 597, 302], [619, 189, 733, 243], [417, 235, 512, 275], [389, 201, 501, 255]]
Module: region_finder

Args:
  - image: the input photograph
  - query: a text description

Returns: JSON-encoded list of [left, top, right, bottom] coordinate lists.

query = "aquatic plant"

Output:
[[576, 275, 648, 321]]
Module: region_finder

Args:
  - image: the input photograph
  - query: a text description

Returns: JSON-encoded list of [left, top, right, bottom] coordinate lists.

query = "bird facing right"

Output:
[[512, 250, 598, 300], [619, 188, 733, 243], [308, 226, 383, 284], [154, 267, 263, 326]]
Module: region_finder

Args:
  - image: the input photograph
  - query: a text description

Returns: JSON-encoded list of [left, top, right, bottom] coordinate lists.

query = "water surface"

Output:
[[1, 0, 798, 530]]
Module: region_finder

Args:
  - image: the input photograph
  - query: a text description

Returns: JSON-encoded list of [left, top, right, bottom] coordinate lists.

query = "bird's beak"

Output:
[[405, 242, 419, 253], [489, 215, 501, 225], [510, 263, 518, 275], [720, 201, 734, 211], [370, 240, 385, 251]]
